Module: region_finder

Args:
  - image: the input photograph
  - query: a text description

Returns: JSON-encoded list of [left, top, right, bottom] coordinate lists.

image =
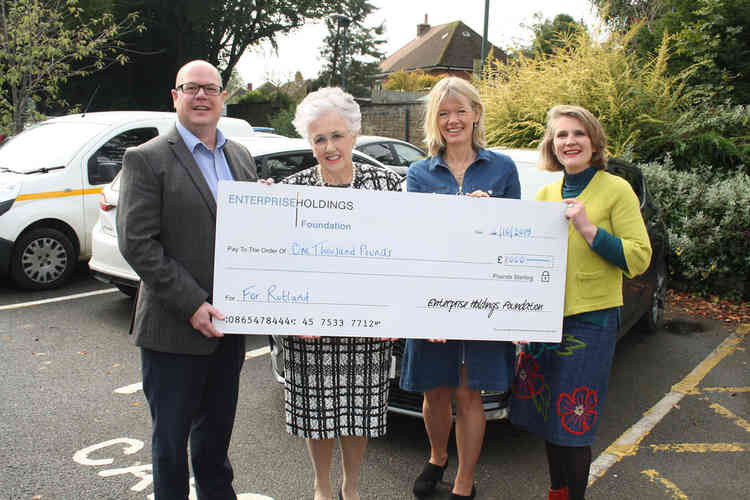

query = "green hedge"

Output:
[[640, 157, 750, 298]]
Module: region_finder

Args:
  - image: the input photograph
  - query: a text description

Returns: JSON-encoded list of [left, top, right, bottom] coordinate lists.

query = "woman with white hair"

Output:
[[400, 77, 520, 500], [280, 86, 402, 500]]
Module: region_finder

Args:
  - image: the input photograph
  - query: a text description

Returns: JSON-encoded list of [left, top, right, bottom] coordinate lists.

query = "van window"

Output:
[[87, 127, 158, 185]]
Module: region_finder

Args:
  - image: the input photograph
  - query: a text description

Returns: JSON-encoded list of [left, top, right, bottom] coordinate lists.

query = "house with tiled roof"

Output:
[[375, 15, 506, 86]]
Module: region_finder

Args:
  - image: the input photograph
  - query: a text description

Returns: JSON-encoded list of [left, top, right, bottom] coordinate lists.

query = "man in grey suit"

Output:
[[117, 59, 257, 499]]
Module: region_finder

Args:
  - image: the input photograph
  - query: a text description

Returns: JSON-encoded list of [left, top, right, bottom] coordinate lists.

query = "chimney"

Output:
[[246, 83, 253, 91], [417, 14, 430, 37]]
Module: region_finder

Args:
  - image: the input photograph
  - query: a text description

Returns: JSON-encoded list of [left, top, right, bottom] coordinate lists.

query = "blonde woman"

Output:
[[400, 77, 520, 499]]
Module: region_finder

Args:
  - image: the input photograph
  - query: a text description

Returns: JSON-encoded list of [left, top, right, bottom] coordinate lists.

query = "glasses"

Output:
[[175, 82, 223, 96], [312, 132, 352, 148]]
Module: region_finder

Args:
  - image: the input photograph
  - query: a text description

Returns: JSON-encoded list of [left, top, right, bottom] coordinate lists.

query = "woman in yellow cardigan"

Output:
[[510, 105, 652, 500]]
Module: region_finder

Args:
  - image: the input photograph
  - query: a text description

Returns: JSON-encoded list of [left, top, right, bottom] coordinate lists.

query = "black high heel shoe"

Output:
[[413, 456, 450, 497], [338, 489, 343, 500], [449, 484, 476, 499]]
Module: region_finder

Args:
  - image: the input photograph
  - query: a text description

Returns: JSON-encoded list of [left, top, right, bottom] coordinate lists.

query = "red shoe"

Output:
[[548, 486, 569, 500]]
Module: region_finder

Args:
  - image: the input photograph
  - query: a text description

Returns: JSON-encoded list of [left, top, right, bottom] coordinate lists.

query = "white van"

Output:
[[0, 111, 253, 290]]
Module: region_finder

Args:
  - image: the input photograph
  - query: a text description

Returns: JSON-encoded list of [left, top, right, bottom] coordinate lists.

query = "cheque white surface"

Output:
[[213, 181, 568, 342]]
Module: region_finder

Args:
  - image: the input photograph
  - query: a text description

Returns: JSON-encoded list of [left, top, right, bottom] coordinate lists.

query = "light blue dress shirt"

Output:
[[176, 120, 234, 199]]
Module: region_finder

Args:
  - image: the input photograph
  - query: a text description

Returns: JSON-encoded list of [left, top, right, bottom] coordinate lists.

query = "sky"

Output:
[[235, 0, 600, 89]]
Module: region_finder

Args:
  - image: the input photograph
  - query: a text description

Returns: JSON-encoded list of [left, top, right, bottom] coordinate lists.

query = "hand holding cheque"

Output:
[[213, 181, 569, 342]]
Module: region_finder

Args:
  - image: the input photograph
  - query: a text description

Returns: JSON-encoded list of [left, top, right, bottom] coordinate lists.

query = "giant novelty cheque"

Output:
[[213, 181, 568, 342]]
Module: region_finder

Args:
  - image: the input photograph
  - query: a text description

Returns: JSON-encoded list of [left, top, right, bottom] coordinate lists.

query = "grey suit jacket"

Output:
[[117, 126, 257, 355]]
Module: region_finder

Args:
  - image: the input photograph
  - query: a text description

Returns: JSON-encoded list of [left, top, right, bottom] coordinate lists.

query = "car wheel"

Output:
[[639, 264, 666, 333], [116, 284, 137, 298], [10, 227, 77, 290]]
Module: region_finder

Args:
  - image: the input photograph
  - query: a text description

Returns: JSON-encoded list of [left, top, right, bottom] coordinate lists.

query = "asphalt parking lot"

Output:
[[0, 269, 747, 499], [588, 318, 749, 500]]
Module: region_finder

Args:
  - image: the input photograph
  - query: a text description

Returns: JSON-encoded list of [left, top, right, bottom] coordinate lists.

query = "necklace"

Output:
[[316, 163, 357, 187], [445, 150, 476, 193]]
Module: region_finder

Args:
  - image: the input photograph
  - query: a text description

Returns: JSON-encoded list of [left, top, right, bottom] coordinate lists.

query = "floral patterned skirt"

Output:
[[509, 308, 618, 446]]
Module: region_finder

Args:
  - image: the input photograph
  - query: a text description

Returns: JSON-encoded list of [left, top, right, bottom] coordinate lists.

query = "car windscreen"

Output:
[[0, 121, 108, 172]]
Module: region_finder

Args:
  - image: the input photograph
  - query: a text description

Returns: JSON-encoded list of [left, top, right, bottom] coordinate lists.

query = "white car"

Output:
[[89, 134, 391, 295], [491, 147, 564, 200], [0, 111, 253, 290]]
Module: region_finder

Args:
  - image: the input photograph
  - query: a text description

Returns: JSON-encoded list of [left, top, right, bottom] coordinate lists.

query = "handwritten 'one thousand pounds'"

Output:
[[213, 181, 568, 342]]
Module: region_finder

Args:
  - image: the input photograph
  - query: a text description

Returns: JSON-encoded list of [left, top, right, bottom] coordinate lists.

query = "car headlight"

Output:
[[0, 180, 21, 202], [0, 181, 20, 216]]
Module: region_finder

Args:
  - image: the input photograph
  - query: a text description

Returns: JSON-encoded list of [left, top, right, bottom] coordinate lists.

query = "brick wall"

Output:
[[359, 102, 426, 149]]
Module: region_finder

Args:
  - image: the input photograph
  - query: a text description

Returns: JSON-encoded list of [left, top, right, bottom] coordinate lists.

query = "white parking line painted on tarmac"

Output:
[[114, 382, 143, 394], [0, 288, 119, 310], [588, 328, 747, 485], [245, 345, 271, 359], [113, 348, 270, 394]]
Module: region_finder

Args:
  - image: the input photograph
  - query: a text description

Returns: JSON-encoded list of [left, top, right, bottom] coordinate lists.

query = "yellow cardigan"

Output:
[[536, 170, 652, 317]]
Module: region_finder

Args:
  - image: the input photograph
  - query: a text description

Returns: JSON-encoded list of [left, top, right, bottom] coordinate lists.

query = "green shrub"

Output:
[[640, 157, 750, 298], [479, 30, 690, 157], [640, 100, 750, 174], [383, 70, 447, 91], [232, 90, 271, 104], [478, 29, 750, 173], [269, 104, 300, 138], [233, 89, 293, 109]]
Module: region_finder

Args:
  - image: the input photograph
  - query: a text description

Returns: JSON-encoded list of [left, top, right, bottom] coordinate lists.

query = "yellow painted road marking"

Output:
[[701, 386, 750, 393], [15, 187, 103, 201], [683, 385, 750, 396], [709, 403, 750, 433], [589, 326, 747, 485], [649, 442, 749, 453], [0, 288, 119, 310], [641, 470, 689, 500], [671, 334, 745, 394]]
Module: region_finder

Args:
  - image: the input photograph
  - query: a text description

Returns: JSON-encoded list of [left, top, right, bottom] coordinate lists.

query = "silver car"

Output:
[[355, 135, 426, 177]]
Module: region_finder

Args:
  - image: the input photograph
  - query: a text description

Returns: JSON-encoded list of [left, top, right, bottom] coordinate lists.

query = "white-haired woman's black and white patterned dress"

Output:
[[280, 161, 402, 439]]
